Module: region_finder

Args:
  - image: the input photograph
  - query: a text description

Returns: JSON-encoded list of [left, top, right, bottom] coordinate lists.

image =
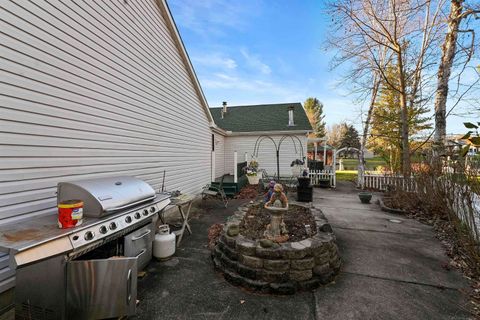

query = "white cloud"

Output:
[[240, 48, 271, 75], [201, 73, 305, 102], [168, 0, 262, 37], [192, 54, 237, 70]]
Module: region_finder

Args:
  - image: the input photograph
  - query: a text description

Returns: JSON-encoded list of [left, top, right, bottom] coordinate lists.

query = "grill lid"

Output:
[[57, 176, 156, 217]]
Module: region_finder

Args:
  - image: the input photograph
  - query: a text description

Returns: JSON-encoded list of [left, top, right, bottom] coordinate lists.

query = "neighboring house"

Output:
[[210, 103, 312, 179], [0, 0, 215, 225], [446, 135, 480, 157]]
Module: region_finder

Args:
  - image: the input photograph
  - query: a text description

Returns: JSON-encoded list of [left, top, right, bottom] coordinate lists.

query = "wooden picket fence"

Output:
[[363, 174, 418, 192], [309, 169, 335, 187]]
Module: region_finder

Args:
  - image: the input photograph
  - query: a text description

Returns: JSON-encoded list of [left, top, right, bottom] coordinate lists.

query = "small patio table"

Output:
[[164, 194, 194, 247]]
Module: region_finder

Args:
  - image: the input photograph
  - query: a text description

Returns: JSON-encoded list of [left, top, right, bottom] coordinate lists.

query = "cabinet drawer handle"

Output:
[[126, 269, 132, 305], [135, 249, 147, 258], [131, 229, 151, 241]]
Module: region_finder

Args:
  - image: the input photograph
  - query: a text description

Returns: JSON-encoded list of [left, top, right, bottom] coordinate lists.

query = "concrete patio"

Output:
[[133, 182, 473, 320]]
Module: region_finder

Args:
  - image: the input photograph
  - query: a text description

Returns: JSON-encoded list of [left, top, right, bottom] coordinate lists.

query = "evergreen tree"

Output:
[[340, 124, 361, 150], [368, 66, 431, 172], [304, 97, 326, 138]]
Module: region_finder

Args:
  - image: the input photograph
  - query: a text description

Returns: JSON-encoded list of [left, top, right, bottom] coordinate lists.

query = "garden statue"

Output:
[[264, 184, 289, 242], [264, 180, 276, 203], [265, 183, 288, 208]]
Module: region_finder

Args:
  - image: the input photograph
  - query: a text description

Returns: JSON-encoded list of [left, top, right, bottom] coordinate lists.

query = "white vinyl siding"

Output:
[[213, 133, 225, 179], [0, 1, 212, 224], [224, 134, 307, 177]]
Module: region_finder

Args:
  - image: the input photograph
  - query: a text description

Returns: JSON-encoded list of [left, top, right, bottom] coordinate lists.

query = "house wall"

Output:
[[224, 134, 308, 177], [213, 133, 225, 178], [0, 1, 212, 224]]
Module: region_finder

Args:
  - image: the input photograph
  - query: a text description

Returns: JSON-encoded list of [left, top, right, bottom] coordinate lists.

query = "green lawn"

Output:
[[336, 170, 358, 182], [340, 157, 386, 171]]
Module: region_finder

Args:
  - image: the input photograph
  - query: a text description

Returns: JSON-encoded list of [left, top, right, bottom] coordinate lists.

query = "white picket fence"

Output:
[[309, 169, 335, 187], [362, 174, 479, 241], [363, 174, 417, 192]]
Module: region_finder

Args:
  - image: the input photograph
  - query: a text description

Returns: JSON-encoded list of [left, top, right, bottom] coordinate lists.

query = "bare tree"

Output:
[[326, 0, 445, 177], [358, 73, 380, 188], [433, 0, 480, 150]]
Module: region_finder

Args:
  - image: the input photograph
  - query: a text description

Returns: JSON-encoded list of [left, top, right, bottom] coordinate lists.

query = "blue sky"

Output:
[[167, 0, 478, 134]]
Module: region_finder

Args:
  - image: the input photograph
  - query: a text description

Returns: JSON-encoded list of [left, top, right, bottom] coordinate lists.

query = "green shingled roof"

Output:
[[210, 103, 312, 133]]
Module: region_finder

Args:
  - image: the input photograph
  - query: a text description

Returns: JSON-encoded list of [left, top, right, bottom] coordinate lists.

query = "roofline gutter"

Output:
[[155, 0, 214, 124], [210, 125, 228, 135], [226, 130, 310, 137]]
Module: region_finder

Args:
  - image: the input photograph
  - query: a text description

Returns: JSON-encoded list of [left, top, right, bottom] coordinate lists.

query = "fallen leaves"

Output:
[[207, 223, 223, 249]]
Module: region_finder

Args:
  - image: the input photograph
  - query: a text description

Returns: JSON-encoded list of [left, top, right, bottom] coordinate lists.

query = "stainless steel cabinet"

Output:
[[124, 222, 154, 271], [66, 257, 137, 320]]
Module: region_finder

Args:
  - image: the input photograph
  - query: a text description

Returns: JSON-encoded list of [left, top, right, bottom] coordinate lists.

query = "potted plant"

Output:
[[297, 168, 310, 187], [244, 159, 260, 185], [358, 191, 373, 204], [290, 159, 305, 177]]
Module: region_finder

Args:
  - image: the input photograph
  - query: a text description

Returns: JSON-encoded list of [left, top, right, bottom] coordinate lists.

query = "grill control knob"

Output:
[[150, 206, 156, 213], [99, 226, 108, 234], [143, 209, 149, 216], [109, 222, 117, 230], [125, 216, 132, 223], [84, 231, 94, 241], [134, 212, 141, 219]]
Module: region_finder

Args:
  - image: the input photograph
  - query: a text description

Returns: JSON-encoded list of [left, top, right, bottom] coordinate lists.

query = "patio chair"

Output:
[[201, 174, 228, 208], [258, 169, 274, 189]]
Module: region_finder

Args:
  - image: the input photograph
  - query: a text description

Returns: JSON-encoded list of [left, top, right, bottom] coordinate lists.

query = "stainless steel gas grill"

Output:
[[0, 176, 170, 320]]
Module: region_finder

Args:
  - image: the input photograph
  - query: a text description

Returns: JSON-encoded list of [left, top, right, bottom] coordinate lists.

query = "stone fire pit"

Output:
[[212, 201, 341, 294]]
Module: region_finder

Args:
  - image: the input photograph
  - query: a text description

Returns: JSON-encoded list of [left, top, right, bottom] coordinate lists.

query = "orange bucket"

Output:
[[58, 200, 83, 229]]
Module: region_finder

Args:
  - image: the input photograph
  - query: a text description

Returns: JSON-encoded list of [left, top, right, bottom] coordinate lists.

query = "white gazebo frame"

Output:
[[307, 137, 337, 188]]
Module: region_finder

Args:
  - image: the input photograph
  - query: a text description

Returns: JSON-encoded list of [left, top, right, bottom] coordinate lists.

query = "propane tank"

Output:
[[153, 224, 176, 260]]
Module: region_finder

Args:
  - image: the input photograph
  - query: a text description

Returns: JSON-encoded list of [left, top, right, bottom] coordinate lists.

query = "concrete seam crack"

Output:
[[341, 271, 460, 291]]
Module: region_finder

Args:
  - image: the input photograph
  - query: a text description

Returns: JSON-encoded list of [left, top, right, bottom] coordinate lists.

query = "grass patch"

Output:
[[340, 157, 386, 171], [336, 170, 358, 182]]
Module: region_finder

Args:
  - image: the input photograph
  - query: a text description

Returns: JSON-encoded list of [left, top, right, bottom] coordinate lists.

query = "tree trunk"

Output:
[[358, 76, 380, 189], [433, 0, 463, 151], [397, 49, 411, 177]]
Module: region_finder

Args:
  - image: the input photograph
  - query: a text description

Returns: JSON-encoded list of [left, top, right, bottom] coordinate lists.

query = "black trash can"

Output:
[[297, 177, 310, 188], [297, 185, 313, 202]]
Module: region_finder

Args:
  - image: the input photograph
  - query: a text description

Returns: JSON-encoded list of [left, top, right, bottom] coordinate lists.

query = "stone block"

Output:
[[269, 282, 296, 295], [289, 269, 313, 282], [224, 269, 243, 286], [329, 251, 339, 264], [297, 277, 321, 291], [330, 257, 342, 271], [330, 243, 339, 255], [227, 224, 240, 237], [310, 238, 329, 256], [236, 239, 256, 256], [240, 255, 264, 269], [264, 259, 290, 271], [221, 234, 237, 249], [242, 278, 270, 293], [259, 270, 289, 283], [256, 245, 282, 259], [212, 257, 222, 270], [216, 241, 225, 252], [290, 257, 315, 270], [319, 271, 334, 284], [317, 222, 333, 233], [282, 249, 308, 260], [212, 246, 223, 260], [282, 243, 309, 259], [237, 263, 258, 279], [223, 245, 239, 261], [220, 253, 238, 272], [313, 263, 331, 276], [314, 251, 330, 265]]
